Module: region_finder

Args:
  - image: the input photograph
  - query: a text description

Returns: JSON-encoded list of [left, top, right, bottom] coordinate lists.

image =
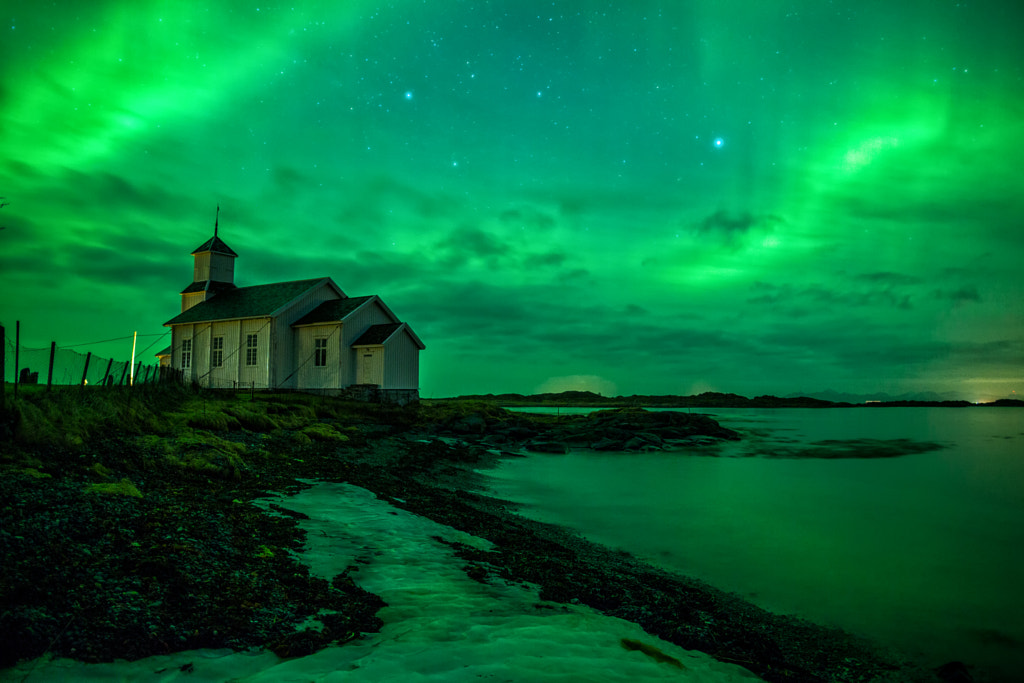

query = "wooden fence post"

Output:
[[46, 342, 56, 392], [134, 361, 142, 386], [14, 321, 19, 398], [13, 321, 19, 397], [119, 361, 128, 386], [80, 352, 92, 394], [102, 358, 113, 387], [0, 324, 5, 399]]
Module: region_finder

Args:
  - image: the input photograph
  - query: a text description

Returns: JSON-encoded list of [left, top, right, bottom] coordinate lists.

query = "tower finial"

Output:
[[214, 205, 220, 237]]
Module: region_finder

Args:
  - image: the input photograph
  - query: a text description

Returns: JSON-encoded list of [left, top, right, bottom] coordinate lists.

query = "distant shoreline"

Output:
[[429, 390, 1024, 409]]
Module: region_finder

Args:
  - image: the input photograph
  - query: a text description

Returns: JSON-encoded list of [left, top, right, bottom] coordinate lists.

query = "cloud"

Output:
[[689, 210, 782, 244], [435, 225, 511, 268], [855, 272, 921, 286], [328, 175, 457, 232], [498, 205, 557, 231], [933, 285, 981, 304], [748, 281, 914, 311]]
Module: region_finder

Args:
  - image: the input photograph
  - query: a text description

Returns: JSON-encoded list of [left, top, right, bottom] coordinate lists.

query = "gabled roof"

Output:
[[191, 235, 238, 257], [179, 280, 237, 295], [291, 296, 375, 327], [155, 346, 172, 358], [165, 278, 335, 326], [352, 322, 426, 350], [351, 323, 404, 346]]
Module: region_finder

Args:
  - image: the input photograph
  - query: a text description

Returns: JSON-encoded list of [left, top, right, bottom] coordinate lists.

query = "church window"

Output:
[[314, 338, 328, 367], [211, 337, 224, 367], [245, 334, 258, 366]]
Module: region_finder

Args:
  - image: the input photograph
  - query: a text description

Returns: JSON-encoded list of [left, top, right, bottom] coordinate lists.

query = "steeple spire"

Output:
[[180, 207, 239, 312]]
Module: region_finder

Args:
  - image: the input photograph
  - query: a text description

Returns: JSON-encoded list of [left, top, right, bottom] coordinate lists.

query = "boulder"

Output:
[[505, 426, 538, 441], [450, 413, 487, 434], [623, 437, 656, 451], [935, 662, 973, 683], [590, 438, 626, 451], [525, 440, 570, 454], [599, 427, 634, 441], [634, 432, 664, 446]]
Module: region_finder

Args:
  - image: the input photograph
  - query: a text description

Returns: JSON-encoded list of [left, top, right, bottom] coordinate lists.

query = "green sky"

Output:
[[2, 0, 1022, 399]]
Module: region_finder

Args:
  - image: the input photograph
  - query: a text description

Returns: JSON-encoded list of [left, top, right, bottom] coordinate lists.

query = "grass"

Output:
[[0, 384, 522, 484], [86, 478, 144, 498], [1, 384, 180, 450]]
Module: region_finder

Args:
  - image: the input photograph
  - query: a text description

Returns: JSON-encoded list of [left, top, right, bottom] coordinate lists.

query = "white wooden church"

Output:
[[161, 219, 424, 401]]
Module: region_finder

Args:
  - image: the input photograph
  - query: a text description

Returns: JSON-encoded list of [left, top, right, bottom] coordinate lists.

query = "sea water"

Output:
[[485, 407, 1024, 680]]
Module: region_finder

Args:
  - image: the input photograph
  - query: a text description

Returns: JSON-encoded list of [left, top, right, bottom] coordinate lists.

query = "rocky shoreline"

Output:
[[0, 397, 966, 682]]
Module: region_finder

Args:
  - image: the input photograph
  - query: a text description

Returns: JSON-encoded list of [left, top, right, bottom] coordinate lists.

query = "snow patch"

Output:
[[10, 481, 760, 682]]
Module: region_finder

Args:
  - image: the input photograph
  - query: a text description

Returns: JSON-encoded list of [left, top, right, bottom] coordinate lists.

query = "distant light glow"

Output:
[[713, 137, 724, 148]]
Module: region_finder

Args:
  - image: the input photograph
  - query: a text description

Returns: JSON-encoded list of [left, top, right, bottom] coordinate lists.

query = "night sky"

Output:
[[2, 1, 1022, 400]]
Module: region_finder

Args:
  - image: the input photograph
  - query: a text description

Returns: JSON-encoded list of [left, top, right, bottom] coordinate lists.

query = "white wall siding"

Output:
[[208, 321, 240, 389], [193, 253, 210, 282], [209, 254, 234, 283], [171, 325, 194, 383], [383, 330, 420, 390], [296, 323, 342, 390], [272, 281, 340, 389], [181, 291, 205, 312], [239, 318, 271, 388], [191, 323, 212, 387]]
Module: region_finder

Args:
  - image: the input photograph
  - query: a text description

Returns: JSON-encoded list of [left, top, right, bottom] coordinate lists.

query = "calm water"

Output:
[[484, 408, 1024, 679]]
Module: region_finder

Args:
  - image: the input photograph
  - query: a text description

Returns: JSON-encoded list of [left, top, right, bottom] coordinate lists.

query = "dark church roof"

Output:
[[191, 235, 239, 257], [165, 278, 330, 325], [179, 280, 237, 295], [351, 323, 405, 346], [291, 296, 375, 326]]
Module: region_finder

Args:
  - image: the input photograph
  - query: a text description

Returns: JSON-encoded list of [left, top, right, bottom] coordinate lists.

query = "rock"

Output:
[[935, 661, 973, 683], [634, 432, 663, 446], [623, 437, 657, 451], [678, 435, 721, 447], [525, 440, 570, 454], [505, 426, 538, 441], [431, 407, 739, 456], [450, 413, 487, 434]]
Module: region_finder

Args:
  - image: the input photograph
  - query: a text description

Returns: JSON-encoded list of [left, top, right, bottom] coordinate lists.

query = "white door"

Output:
[[359, 352, 374, 385]]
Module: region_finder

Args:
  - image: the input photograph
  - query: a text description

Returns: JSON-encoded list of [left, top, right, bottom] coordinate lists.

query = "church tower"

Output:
[[180, 206, 238, 312]]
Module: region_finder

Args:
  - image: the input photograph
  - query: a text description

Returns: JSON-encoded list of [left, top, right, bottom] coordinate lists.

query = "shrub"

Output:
[[264, 403, 317, 430], [86, 478, 143, 498], [300, 423, 349, 443], [223, 406, 280, 432], [184, 410, 241, 431]]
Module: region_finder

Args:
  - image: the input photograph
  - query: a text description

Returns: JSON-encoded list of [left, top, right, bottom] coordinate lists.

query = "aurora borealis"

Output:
[[1, 1, 1022, 399]]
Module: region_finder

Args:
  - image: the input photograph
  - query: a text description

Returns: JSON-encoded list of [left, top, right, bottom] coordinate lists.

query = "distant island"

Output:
[[435, 390, 1024, 409]]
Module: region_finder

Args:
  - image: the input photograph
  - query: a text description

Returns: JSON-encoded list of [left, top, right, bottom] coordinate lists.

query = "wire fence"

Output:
[[1, 323, 177, 396]]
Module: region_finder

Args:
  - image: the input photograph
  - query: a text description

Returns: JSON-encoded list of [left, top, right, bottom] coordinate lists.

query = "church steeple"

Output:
[[180, 206, 239, 312]]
